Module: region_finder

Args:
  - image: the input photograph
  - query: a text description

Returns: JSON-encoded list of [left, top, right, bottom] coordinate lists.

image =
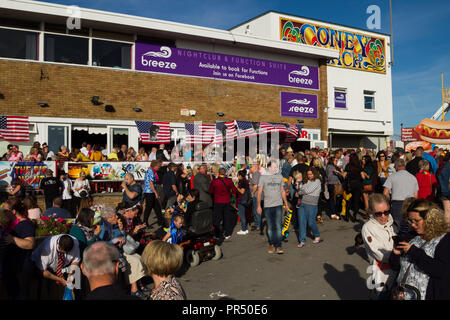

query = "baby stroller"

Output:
[[179, 201, 222, 267]]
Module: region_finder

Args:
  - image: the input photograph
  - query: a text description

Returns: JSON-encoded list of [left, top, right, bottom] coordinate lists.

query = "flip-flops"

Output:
[[297, 243, 306, 248], [312, 239, 323, 244]]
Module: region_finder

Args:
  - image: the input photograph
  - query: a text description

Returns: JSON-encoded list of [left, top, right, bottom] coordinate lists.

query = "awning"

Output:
[[72, 126, 108, 135]]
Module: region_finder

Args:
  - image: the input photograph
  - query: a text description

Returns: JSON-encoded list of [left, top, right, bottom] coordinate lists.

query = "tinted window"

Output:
[[92, 39, 131, 69], [44, 34, 88, 65], [0, 28, 38, 60]]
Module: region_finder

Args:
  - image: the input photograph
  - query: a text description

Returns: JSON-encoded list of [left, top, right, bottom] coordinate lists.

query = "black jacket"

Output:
[[389, 232, 450, 300]]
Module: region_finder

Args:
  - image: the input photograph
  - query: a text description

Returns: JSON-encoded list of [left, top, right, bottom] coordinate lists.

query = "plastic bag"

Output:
[[62, 286, 74, 300]]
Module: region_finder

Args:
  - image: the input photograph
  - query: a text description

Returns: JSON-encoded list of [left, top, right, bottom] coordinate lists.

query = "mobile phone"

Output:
[[392, 235, 404, 246]]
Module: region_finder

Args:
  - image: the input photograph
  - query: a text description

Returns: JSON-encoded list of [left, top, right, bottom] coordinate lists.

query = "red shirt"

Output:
[[415, 170, 437, 200], [209, 176, 238, 204]]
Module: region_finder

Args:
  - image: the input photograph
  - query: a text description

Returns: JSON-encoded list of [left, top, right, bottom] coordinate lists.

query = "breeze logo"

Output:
[[288, 66, 313, 85], [141, 46, 177, 70], [336, 94, 345, 100], [287, 99, 314, 114]]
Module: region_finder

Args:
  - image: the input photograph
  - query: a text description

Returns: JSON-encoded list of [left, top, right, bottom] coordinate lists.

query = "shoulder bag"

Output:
[[390, 242, 427, 300]]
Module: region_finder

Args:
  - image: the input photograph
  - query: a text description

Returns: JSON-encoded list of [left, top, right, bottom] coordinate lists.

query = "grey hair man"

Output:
[[383, 158, 418, 233], [82, 242, 138, 300]]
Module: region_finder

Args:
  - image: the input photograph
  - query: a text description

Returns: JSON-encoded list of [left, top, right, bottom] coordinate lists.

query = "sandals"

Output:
[[312, 239, 323, 244], [316, 216, 324, 224], [297, 243, 306, 248]]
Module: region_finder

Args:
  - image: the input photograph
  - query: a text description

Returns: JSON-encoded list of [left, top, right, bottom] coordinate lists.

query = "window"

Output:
[[92, 40, 131, 69], [364, 90, 375, 110], [334, 88, 347, 109], [0, 28, 38, 60], [44, 34, 88, 65]]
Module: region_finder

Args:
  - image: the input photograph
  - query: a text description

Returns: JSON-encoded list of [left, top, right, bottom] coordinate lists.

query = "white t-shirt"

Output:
[[62, 179, 73, 200], [73, 179, 90, 198]]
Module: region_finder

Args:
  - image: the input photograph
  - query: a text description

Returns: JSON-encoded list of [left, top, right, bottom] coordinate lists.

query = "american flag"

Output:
[[235, 121, 259, 138], [135, 121, 171, 144], [284, 124, 303, 142], [213, 121, 238, 144], [0, 116, 29, 142], [185, 123, 216, 145]]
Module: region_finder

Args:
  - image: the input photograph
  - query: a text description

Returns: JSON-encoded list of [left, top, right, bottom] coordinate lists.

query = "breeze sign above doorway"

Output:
[[280, 91, 318, 119], [135, 42, 319, 90]]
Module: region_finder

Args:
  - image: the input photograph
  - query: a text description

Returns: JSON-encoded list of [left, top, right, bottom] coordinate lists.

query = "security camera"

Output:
[[189, 110, 197, 117]]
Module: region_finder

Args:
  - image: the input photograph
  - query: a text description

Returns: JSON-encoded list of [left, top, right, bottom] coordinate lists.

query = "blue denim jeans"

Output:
[[297, 204, 320, 243], [265, 206, 283, 248], [238, 204, 247, 231], [252, 196, 262, 229]]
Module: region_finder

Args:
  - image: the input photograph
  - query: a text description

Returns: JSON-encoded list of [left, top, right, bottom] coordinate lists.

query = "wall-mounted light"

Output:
[[217, 112, 224, 117], [133, 106, 142, 112], [297, 119, 304, 124], [38, 102, 49, 107], [0, 93, 4, 99], [91, 96, 103, 105], [189, 110, 197, 117], [105, 105, 115, 112]]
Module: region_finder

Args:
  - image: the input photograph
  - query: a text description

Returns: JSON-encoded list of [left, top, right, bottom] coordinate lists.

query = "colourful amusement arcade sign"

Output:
[[280, 17, 387, 74]]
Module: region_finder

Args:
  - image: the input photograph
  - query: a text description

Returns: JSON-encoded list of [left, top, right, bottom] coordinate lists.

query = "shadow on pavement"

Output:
[[323, 263, 369, 300], [346, 246, 369, 263]]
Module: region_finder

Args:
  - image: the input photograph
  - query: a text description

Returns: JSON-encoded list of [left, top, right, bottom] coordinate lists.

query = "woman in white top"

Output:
[[60, 172, 74, 217], [361, 193, 396, 300], [73, 171, 90, 215]]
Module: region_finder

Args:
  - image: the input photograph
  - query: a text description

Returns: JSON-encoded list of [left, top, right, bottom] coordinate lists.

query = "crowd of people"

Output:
[[1, 140, 450, 300]]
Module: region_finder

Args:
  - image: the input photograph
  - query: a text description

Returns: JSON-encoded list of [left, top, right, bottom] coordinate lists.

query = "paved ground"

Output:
[[149, 213, 374, 300]]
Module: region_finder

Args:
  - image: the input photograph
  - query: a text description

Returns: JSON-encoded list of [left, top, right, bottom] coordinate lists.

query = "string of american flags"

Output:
[[136, 120, 302, 144], [0, 115, 302, 145]]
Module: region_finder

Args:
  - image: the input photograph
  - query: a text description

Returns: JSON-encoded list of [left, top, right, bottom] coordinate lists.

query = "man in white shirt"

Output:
[[32, 234, 80, 289]]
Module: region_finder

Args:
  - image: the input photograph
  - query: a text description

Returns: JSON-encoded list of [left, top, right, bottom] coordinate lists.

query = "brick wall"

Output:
[[0, 59, 328, 140]]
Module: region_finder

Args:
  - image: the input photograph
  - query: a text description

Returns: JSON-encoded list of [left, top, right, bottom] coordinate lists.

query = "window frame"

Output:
[[363, 90, 376, 111], [0, 26, 39, 61]]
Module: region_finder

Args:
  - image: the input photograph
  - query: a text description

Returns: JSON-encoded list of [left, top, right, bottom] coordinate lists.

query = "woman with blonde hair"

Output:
[[211, 163, 220, 179], [107, 148, 119, 161], [404, 152, 413, 164], [136, 147, 149, 162], [390, 199, 450, 300], [141, 240, 186, 300], [190, 164, 200, 190]]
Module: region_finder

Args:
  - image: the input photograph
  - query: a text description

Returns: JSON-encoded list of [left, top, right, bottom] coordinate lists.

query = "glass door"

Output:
[[48, 125, 68, 154]]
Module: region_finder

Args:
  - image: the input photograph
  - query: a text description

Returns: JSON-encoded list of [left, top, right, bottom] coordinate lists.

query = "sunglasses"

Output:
[[407, 218, 423, 225], [374, 210, 390, 216]]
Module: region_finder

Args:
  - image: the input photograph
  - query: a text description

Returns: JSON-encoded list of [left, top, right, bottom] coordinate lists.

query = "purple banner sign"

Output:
[[135, 43, 319, 90], [280, 92, 318, 119], [335, 91, 347, 108]]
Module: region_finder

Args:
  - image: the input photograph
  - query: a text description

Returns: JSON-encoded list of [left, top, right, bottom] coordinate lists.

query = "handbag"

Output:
[[334, 184, 344, 196], [240, 188, 252, 207], [122, 234, 140, 255], [390, 242, 427, 300]]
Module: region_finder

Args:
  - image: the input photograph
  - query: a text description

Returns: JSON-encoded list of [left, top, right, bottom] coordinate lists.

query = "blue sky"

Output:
[[42, 0, 450, 136]]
